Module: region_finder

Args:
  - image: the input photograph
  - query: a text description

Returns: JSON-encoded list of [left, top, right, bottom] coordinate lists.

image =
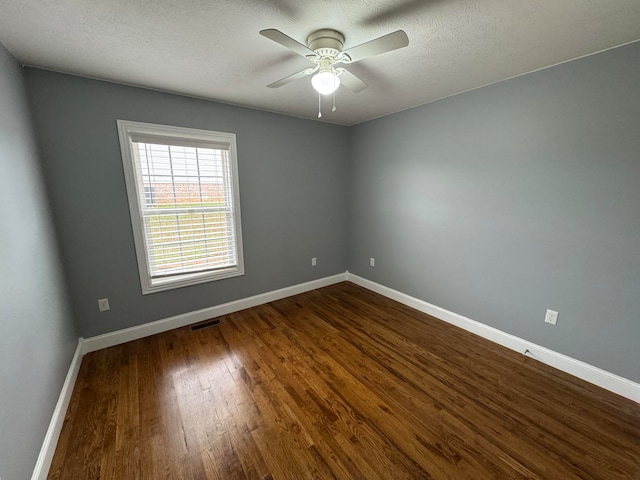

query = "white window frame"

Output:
[[117, 120, 244, 294]]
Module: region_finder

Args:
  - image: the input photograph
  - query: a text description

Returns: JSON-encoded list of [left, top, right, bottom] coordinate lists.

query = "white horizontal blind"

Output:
[[132, 141, 238, 279]]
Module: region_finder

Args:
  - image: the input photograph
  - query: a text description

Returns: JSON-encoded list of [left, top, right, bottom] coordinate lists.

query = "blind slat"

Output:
[[151, 252, 236, 264], [151, 263, 236, 280], [142, 206, 232, 215], [131, 135, 229, 150], [143, 237, 237, 250]]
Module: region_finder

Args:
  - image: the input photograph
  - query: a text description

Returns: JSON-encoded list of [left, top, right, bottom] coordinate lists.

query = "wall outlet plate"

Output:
[[311, 257, 317, 266], [370, 257, 375, 267], [545, 309, 558, 325], [98, 298, 110, 312]]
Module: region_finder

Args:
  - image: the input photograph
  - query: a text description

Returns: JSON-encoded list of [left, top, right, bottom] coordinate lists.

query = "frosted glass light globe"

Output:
[[312, 71, 340, 95]]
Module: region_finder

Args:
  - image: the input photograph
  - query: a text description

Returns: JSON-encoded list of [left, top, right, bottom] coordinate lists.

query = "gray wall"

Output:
[[0, 45, 77, 479], [348, 42, 640, 382], [26, 69, 350, 338]]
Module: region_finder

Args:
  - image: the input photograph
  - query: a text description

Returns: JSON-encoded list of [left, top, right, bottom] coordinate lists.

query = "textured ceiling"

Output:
[[1, 0, 639, 125]]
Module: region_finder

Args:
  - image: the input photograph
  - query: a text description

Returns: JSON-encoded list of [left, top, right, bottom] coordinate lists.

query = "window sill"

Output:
[[141, 266, 244, 295]]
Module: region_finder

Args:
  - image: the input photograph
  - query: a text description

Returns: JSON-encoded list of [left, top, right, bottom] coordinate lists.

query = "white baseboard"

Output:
[[346, 272, 640, 404], [82, 273, 347, 354], [31, 339, 84, 480]]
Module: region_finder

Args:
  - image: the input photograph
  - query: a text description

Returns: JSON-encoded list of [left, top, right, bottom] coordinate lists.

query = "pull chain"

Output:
[[318, 92, 322, 118], [332, 73, 337, 112]]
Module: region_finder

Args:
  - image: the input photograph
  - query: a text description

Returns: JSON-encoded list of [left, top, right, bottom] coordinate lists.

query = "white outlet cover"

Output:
[[98, 298, 110, 312], [545, 309, 558, 325], [370, 257, 375, 267], [311, 257, 317, 266]]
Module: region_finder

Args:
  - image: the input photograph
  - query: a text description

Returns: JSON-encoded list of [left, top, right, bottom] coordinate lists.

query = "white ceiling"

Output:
[[1, 0, 639, 125]]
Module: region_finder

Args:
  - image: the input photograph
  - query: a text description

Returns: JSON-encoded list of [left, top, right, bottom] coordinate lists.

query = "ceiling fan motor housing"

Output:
[[307, 29, 345, 58]]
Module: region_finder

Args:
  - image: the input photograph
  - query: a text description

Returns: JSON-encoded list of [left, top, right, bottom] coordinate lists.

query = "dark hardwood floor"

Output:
[[48, 282, 640, 479]]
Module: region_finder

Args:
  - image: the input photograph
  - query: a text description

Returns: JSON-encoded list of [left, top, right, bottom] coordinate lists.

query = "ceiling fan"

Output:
[[260, 28, 409, 116]]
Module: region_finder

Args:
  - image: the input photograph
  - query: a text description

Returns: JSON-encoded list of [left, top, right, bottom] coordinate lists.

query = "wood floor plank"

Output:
[[48, 282, 640, 479]]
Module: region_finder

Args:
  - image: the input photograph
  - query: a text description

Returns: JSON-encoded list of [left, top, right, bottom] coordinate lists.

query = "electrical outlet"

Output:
[[544, 309, 558, 325], [98, 298, 110, 312], [370, 257, 375, 267], [311, 257, 317, 266]]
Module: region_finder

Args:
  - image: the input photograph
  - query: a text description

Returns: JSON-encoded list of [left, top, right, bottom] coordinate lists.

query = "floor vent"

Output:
[[190, 318, 221, 331]]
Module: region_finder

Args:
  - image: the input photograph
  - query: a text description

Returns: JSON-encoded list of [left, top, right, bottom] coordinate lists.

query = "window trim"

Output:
[[117, 120, 244, 295]]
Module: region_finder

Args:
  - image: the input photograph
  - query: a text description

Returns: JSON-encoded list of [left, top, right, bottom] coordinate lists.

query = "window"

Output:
[[117, 120, 244, 294]]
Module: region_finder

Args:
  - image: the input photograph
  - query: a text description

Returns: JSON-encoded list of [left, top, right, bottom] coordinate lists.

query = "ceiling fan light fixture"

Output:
[[312, 70, 340, 95]]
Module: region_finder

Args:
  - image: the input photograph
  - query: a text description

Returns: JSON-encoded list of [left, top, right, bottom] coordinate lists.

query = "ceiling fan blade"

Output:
[[360, 0, 443, 26], [337, 69, 368, 93], [341, 30, 409, 63], [260, 29, 317, 58], [267, 68, 314, 88]]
